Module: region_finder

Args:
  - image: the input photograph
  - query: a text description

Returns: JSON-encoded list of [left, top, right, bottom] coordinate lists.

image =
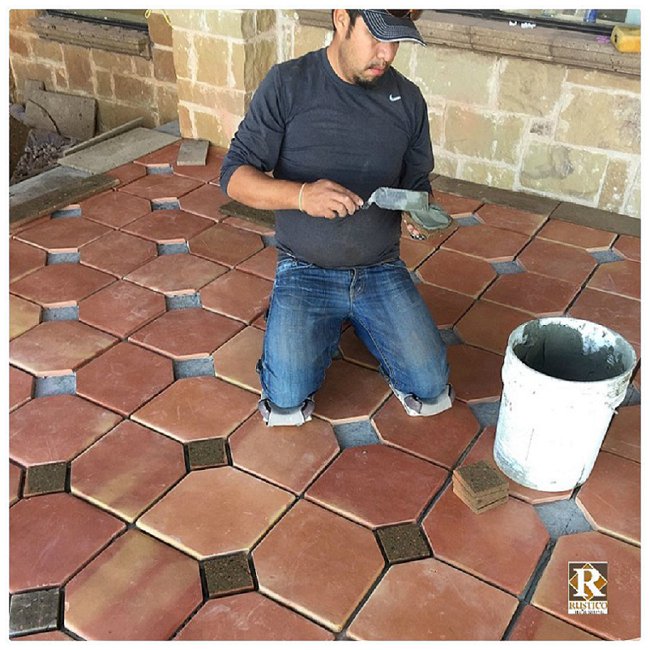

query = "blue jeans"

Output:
[[259, 256, 449, 409]]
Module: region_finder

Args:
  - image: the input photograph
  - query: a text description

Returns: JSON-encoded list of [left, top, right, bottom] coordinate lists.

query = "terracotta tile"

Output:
[[10, 239, 47, 282], [602, 405, 640, 463], [347, 557, 518, 640], [576, 451, 640, 545], [508, 605, 601, 640], [10, 394, 121, 466], [612, 234, 640, 261], [230, 414, 339, 494], [417, 282, 474, 329], [118, 173, 202, 201], [189, 222, 264, 267], [306, 445, 447, 528], [76, 342, 174, 416], [569, 288, 640, 349], [447, 344, 503, 403], [235, 246, 277, 280], [122, 209, 213, 245], [339, 327, 379, 369], [442, 224, 529, 262], [400, 236, 435, 269], [172, 145, 225, 182], [13, 631, 75, 641], [455, 300, 530, 354], [252, 312, 267, 331], [531, 531, 639, 639], [222, 215, 275, 237], [65, 529, 202, 640], [313, 360, 391, 424], [461, 427, 573, 504], [10, 294, 41, 340], [483, 272, 580, 316], [125, 253, 227, 295], [587, 259, 640, 300], [417, 249, 497, 297], [517, 237, 597, 284], [422, 484, 549, 595], [129, 308, 243, 359], [71, 420, 186, 522], [537, 220, 616, 251], [10, 263, 116, 308], [15, 217, 111, 253], [10, 366, 33, 412], [78, 280, 166, 338], [178, 182, 230, 220], [105, 161, 147, 186], [134, 141, 182, 166], [137, 466, 293, 559], [80, 189, 152, 228], [10, 462, 22, 506], [372, 395, 480, 468], [632, 363, 641, 391], [132, 376, 258, 442], [253, 499, 384, 632], [176, 591, 334, 640], [10, 214, 51, 236], [200, 270, 272, 324], [213, 326, 263, 392], [476, 203, 547, 236], [10, 320, 117, 376], [9, 492, 125, 592], [79, 230, 158, 277], [431, 191, 483, 216]]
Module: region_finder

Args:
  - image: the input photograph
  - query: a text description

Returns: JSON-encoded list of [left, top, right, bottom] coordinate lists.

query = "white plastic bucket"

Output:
[[493, 317, 637, 492]]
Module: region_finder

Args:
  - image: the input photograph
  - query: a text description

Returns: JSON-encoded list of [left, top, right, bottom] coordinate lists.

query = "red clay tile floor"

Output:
[[8, 142, 641, 641]]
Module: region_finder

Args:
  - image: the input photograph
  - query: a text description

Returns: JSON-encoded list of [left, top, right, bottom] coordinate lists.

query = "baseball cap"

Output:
[[359, 9, 425, 45]]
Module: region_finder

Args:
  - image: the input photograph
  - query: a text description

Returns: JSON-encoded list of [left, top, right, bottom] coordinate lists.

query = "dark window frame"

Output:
[[46, 9, 149, 31]]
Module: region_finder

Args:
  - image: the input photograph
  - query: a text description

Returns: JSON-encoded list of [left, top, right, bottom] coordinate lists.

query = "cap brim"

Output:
[[360, 10, 425, 45]]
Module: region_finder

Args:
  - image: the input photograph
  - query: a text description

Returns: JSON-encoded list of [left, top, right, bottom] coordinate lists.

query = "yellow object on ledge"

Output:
[[611, 25, 640, 53]]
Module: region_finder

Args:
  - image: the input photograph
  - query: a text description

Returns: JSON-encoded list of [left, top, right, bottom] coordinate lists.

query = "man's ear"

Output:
[[332, 9, 349, 36]]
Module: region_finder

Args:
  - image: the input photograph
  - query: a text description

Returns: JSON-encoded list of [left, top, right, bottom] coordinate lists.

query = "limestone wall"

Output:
[[9, 9, 178, 131]]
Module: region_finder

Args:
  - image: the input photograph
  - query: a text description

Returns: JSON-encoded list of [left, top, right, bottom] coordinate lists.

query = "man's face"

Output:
[[336, 13, 400, 88]]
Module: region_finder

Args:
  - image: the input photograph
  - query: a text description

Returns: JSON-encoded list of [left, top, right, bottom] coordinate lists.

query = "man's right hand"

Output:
[[299, 180, 364, 219]]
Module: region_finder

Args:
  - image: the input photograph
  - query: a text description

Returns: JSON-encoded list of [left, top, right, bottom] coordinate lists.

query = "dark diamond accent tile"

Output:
[[440, 328, 463, 346], [376, 523, 432, 563], [261, 234, 276, 247], [147, 166, 174, 175], [202, 552, 255, 598], [491, 260, 525, 275], [9, 589, 60, 636], [621, 384, 641, 407], [173, 357, 215, 379], [187, 438, 228, 470], [409, 270, 421, 284], [533, 499, 593, 540], [34, 374, 77, 397], [152, 198, 181, 210], [590, 248, 625, 264], [47, 252, 80, 265], [333, 420, 381, 449], [469, 400, 501, 428], [166, 293, 202, 310], [455, 215, 481, 226], [42, 306, 79, 322], [51, 207, 82, 218], [24, 462, 68, 496], [158, 242, 189, 255]]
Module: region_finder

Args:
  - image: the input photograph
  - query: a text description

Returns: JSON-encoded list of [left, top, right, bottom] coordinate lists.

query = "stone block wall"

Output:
[[9, 9, 178, 132]]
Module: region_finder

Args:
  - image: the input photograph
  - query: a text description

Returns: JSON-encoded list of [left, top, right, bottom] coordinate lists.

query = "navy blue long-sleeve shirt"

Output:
[[220, 47, 434, 268]]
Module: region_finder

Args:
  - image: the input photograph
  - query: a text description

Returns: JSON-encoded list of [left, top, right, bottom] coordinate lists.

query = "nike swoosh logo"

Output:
[[389, 94, 401, 102]]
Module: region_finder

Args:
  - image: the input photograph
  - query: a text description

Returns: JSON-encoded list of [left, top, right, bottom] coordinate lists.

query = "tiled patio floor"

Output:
[[8, 141, 641, 640]]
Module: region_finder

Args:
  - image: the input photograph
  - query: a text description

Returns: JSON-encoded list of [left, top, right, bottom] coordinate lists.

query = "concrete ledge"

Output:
[[30, 14, 151, 58], [297, 10, 640, 77]]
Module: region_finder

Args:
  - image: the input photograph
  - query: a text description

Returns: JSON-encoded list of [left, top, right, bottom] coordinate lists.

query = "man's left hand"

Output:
[[402, 212, 426, 240]]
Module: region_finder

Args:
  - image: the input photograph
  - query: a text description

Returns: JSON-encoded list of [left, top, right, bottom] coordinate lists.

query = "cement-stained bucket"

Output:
[[493, 317, 637, 492]]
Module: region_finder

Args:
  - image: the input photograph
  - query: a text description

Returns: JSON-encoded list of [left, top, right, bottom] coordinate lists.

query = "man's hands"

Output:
[[299, 180, 364, 219]]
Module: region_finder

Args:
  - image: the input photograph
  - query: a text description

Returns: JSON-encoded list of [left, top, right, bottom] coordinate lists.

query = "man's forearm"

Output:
[[225, 165, 301, 211]]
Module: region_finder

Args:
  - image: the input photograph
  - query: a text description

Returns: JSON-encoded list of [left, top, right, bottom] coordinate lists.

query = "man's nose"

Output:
[[376, 41, 399, 62]]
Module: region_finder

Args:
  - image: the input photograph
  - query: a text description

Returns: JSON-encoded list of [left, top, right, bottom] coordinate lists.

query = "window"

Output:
[[47, 9, 149, 31]]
